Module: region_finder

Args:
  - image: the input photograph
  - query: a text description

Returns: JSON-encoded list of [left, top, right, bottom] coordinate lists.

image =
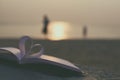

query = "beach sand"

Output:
[[0, 39, 120, 80]]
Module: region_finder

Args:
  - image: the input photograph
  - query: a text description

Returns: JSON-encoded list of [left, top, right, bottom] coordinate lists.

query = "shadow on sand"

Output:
[[0, 58, 85, 77]]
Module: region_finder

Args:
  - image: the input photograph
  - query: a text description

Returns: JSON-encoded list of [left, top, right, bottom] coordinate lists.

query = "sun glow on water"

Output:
[[48, 21, 70, 40]]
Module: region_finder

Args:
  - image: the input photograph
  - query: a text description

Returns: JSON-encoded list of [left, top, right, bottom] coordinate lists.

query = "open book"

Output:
[[0, 36, 85, 77]]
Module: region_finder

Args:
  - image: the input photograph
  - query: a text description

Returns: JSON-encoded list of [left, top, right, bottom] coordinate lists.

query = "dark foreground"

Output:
[[0, 39, 120, 80]]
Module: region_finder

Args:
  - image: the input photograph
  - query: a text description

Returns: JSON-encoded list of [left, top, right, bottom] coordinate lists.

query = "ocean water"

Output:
[[0, 23, 120, 39]]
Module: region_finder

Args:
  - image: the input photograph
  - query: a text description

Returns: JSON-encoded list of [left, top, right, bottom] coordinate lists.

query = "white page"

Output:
[[0, 47, 21, 60]]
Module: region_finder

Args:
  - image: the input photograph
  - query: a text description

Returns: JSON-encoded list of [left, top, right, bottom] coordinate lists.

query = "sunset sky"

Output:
[[1, 0, 120, 26], [0, 0, 120, 39]]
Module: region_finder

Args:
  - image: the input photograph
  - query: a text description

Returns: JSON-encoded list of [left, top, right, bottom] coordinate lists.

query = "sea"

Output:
[[0, 22, 120, 39], [0, 23, 120, 80]]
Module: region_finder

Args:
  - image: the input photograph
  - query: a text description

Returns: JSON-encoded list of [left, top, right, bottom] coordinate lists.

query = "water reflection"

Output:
[[48, 21, 70, 40]]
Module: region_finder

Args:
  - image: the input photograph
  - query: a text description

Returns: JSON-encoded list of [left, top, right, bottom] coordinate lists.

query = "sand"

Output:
[[0, 39, 120, 80]]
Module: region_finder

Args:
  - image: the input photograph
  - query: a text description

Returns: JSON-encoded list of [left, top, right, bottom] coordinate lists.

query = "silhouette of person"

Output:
[[42, 15, 50, 35], [83, 25, 87, 38]]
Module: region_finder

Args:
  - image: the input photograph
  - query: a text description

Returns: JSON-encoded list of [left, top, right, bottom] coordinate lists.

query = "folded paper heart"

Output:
[[0, 36, 86, 77]]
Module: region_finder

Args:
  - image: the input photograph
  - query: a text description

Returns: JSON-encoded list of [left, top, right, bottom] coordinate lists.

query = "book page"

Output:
[[40, 55, 79, 69], [27, 44, 44, 57], [0, 47, 22, 60], [19, 36, 33, 57]]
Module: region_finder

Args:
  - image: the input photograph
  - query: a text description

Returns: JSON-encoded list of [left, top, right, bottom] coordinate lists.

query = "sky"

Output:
[[0, 0, 120, 26], [0, 0, 120, 39]]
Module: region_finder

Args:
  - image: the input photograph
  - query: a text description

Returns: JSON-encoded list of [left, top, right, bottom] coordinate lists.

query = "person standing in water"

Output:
[[83, 25, 87, 38], [42, 15, 50, 36]]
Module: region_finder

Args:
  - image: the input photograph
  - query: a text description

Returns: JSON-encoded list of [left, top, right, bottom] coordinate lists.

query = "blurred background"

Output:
[[0, 0, 120, 40]]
